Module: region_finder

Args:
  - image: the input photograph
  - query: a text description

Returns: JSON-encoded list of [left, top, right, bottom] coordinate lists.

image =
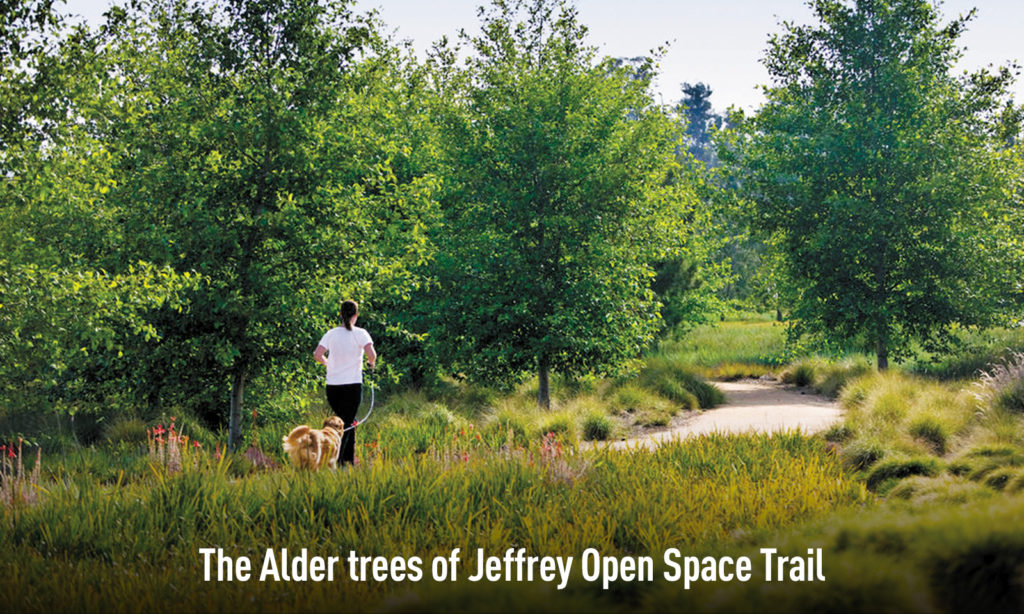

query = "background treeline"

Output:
[[0, 0, 732, 448]]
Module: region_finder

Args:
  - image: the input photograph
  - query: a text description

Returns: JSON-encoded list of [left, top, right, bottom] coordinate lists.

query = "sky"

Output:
[[64, 0, 1024, 112]]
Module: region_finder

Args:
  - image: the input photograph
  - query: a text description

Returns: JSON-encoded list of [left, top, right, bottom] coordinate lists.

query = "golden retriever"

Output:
[[282, 416, 345, 470]]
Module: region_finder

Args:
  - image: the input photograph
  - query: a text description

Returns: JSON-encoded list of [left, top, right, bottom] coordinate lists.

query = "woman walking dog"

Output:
[[314, 300, 376, 466]]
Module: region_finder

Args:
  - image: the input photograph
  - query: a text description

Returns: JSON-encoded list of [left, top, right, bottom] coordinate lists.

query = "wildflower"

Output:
[[153, 424, 166, 436], [193, 441, 201, 448], [7, 445, 14, 459]]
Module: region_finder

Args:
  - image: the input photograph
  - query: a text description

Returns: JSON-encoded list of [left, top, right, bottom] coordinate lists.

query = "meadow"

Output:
[[3, 319, 1024, 612]]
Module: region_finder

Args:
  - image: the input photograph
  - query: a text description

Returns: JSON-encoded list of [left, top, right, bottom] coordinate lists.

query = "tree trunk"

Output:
[[228, 369, 246, 452], [537, 354, 550, 410], [876, 338, 889, 372], [775, 308, 783, 322]]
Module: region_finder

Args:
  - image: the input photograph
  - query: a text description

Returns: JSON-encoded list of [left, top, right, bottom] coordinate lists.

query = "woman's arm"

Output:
[[313, 344, 328, 367], [364, 343, 377, 369]]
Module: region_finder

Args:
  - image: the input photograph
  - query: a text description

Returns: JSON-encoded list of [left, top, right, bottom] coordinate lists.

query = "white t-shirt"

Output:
[[318, 326, 373, 385]]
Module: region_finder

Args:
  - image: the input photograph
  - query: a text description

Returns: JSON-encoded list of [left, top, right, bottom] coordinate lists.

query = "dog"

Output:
[[282, 416, 345, 470]]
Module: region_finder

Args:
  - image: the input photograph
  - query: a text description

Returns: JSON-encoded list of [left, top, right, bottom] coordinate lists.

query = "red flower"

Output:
[[193, 441, 201, 448], [153, 424, 166, 436], [7, 445, 14, 459]]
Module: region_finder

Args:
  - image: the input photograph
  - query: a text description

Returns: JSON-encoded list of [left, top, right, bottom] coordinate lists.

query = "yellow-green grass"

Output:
[[826, 367, 1024, 502], [1, 433, 863, 612]]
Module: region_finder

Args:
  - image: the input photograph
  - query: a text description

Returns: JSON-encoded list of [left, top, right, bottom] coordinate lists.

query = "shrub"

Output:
[[104, 417, 149, 445], [537, 412, 575, 441], [581, 413, 612, 441], [781, 359, 819, 387]]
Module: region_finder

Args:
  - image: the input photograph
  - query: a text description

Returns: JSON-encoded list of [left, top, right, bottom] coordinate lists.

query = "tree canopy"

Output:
[[743, 0, 1023, 369], [428, 0, 696, 407]]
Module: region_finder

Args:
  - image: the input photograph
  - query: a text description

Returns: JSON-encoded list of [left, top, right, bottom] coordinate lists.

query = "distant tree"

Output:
[[678, 82, 721, 165], [743, 0, 1022, 369], [430, 0, 694, 408]]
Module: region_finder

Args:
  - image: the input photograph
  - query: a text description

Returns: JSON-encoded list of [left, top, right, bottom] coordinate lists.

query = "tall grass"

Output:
[[0, 433, 863, 612], [655, 320, 788, 379]]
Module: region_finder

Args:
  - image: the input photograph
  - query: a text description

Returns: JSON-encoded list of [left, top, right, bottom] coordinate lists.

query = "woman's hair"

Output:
[[340, 300, 358, 331]]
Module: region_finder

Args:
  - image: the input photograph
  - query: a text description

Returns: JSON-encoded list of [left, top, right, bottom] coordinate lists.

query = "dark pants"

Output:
[[326, 383, 361, 465]]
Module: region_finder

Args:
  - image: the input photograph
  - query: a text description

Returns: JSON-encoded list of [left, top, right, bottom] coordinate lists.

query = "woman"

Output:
[[313, 300, 376, 466]]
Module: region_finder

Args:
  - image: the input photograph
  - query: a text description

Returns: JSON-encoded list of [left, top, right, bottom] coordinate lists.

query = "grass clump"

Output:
[[581, 413, 612, 441], [780, 355, 873, 398], [865, 456, 943, 492], [635, 357, 722, 409], [607, 384, 680, 427], [841, 438, 887, 470], [823, 422, 854, 443], [907, 415, 951, 454], [834, 372, 974, 468]]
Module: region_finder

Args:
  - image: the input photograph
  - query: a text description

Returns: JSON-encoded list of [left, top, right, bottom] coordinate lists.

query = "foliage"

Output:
[[85, 0, 438, 445], [742, 0, 1023, 369]]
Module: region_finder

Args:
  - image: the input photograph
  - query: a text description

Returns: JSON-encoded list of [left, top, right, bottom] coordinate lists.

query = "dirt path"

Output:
[[594, 379, 843, 451]]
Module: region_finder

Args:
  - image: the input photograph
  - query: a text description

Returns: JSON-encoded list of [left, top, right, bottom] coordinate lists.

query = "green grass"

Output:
[[655, 320, 788, 379]]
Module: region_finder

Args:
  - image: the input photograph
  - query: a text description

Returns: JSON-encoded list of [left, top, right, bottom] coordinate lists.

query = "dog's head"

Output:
[[322, 416, 345, 431]]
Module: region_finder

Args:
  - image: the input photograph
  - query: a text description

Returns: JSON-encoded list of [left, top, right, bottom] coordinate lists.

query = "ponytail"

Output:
[[340, 300, 358, 331]]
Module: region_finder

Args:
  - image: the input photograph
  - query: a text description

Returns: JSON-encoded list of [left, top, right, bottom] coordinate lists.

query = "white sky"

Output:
[[64, 0, 1024, 112]]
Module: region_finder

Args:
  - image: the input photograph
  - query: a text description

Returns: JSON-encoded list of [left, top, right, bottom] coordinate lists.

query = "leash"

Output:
[[342, 372, 376, 433]]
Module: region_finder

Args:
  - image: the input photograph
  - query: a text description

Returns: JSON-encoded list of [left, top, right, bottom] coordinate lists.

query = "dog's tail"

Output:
[[282, 425, 314, 464]]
